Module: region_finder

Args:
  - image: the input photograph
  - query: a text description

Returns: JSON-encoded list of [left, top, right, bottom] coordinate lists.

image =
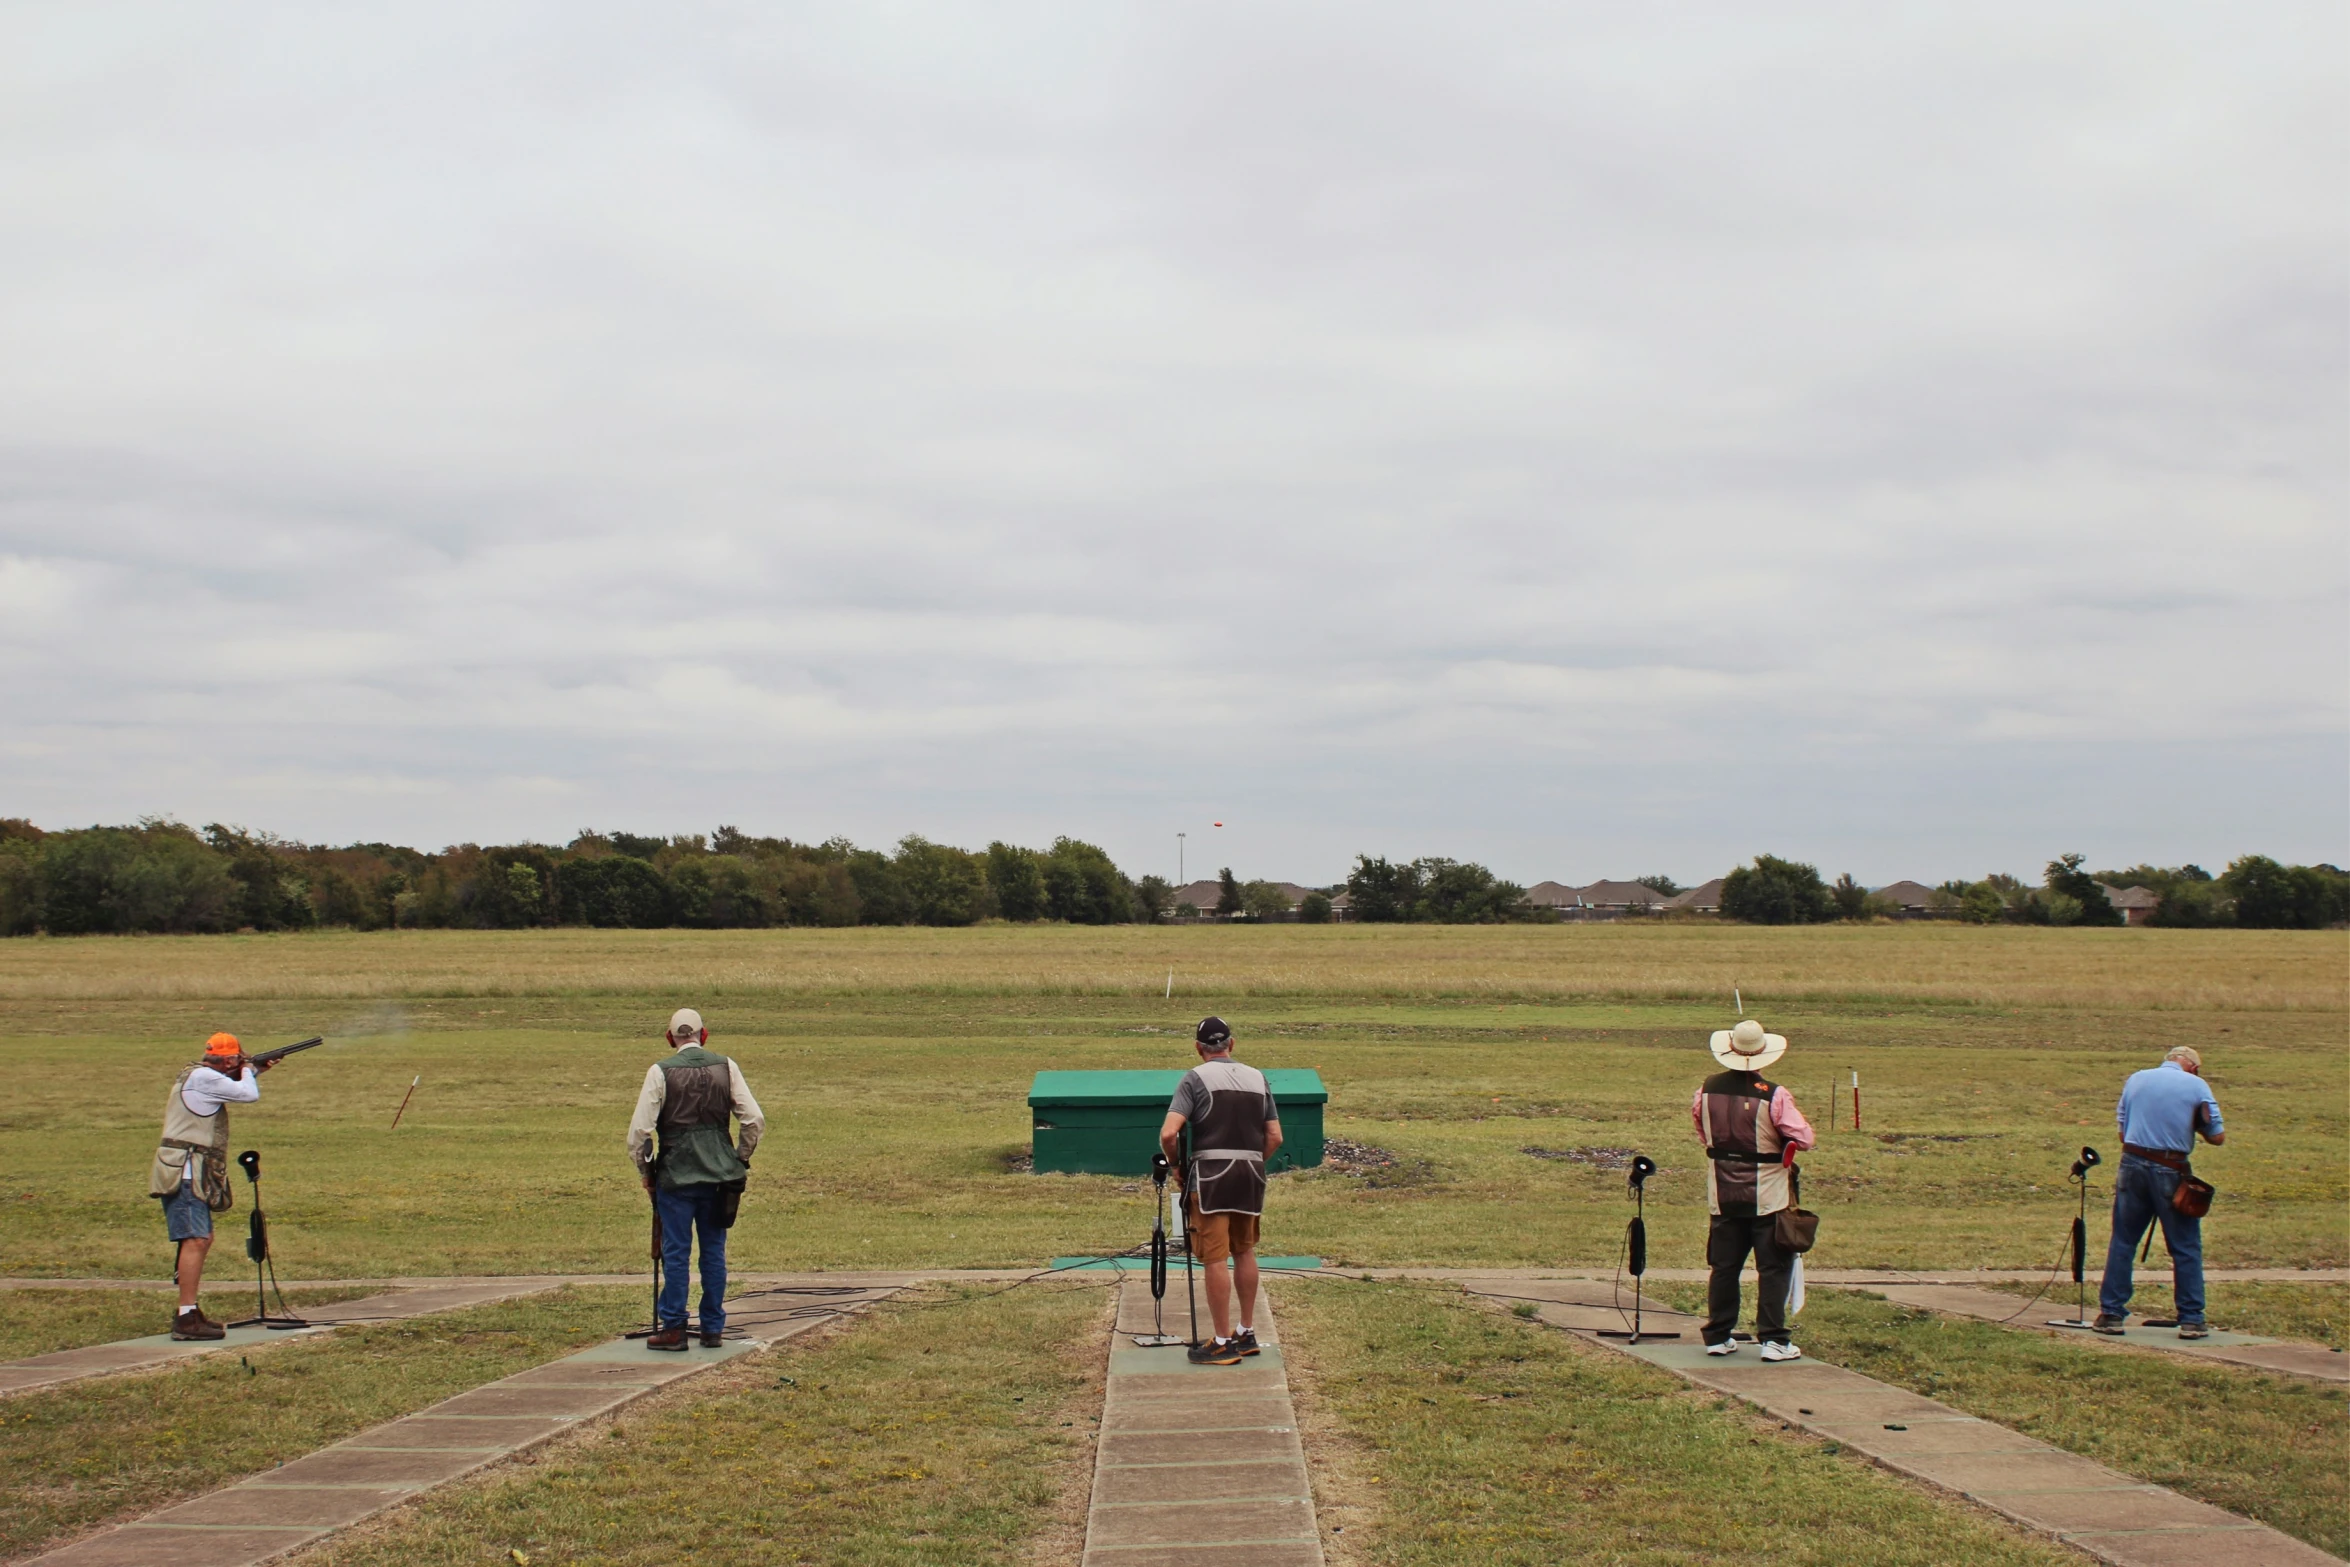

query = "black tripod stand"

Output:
[[1598, 1154, 1679, 1343], [2047, 1146, 2102, 1328], [1131, 1154, 1187, 1346], [224, 1150, 309, 1330]]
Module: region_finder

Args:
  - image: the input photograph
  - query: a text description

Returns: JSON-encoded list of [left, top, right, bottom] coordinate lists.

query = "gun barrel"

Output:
[[250, 1036, 325, 1065]]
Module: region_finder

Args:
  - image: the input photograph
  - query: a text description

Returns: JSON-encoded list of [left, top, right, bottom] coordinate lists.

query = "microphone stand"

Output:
[[1132, 1153, 1185, 1346], [2048, 1148, 2101, 1328], [1599, 1156, 1678, 1343], [224, 1150, 309, 1331]]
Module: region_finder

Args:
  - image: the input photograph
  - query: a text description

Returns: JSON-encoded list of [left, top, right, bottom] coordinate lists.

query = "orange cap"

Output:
[[204, 1032, 241, 1057]]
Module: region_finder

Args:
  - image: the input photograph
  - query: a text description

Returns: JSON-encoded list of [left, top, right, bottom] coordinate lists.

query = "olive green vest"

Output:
[[655, 1047, 748, 1189]]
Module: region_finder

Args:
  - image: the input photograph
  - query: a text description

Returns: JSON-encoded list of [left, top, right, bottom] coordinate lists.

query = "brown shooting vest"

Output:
[[151, 1063, 235, 1210], [1183, 1059, 1273, 1216], [653, 1047, 748, 1189], [1697, 1069, 1790, 1217]]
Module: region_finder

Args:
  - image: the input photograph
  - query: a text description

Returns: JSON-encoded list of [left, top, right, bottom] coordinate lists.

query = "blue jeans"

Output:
[[2100, 1153, 2204, 1323], [654, 1185, 728, 1333]]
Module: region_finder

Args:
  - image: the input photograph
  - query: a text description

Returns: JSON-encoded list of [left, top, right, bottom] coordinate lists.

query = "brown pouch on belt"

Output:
[[1772, 1165, 1820, 1254], [2172, 1173, 2214, 1219]]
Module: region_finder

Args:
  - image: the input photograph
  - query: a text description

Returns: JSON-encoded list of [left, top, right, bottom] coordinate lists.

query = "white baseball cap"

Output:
[[667, 1008, 705, 1040]]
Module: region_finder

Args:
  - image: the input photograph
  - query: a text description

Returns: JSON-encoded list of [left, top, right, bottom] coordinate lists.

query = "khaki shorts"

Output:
[[1187, 1211, 1261, 1264]]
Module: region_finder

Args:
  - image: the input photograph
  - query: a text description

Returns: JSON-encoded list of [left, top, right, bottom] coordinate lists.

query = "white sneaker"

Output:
[[1759, 1341, 1802, 1362], [1704, 1337, 1739, 1356]]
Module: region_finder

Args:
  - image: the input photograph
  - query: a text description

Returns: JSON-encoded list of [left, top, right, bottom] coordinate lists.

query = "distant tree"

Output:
[[2225, 855, 2349, 930], [1635, 875, 1682, 898], [1345, 855, 1418, 923], [1043, 838, 1136, 924], [1412, 859, 1530, 922], [1298, 891, 1333, 923], [985, 843, 1048, 922], [1241, 880, 1292, 921], [844, 848, 912, 925], [1174, 900, 1201, 920], [558, 855, 671, 928], [895, 836, 990, 926], [0, 839, 43, 936], [1958, 882, 2006, 924], [607, 831, 669, 860], [2042, 854, 2121, 927], [1216, 868, 1243, 917], [1829, 873, 1871, 921], [1720, 855, 1835, 925], [1133, 875, 1174, 923]]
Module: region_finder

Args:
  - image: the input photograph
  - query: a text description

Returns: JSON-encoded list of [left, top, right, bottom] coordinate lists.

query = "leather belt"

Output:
[[1194, 1148, 1263, 1163], [2122, 1143, 2190, 1170], [1706, 1148, 1774, 1164]]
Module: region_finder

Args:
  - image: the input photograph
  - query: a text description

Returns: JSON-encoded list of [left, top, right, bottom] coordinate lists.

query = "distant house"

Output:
[[1872, 880, 1949, 918], [1660, 878, 1725, 914], [2098, 883, 2161, 927], [1528, 879, 1673, 919], [1167, 879, 1323, 919]]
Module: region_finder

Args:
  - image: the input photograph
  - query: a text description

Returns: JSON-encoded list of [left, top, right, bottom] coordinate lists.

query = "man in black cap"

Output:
[[1159, 1016, 1282, 1365]]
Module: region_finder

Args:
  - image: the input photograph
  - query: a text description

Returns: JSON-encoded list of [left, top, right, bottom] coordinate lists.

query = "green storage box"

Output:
[[1028, 1068, 1327, 1176]]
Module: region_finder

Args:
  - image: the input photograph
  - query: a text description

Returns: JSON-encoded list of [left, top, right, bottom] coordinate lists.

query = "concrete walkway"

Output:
[[1082, 1279, 1323, 1567], [1456, 1278, 2341, 1567], [0, 1280, 577, 1398], [21, 1281, 906, 1567], [1856, 1282, 2347, 1383]]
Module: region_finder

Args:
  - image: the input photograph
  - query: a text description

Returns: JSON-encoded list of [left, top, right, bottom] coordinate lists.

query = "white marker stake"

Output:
[[1734, 986, 1743, 1016], [1165, 967, 1173, 1000]]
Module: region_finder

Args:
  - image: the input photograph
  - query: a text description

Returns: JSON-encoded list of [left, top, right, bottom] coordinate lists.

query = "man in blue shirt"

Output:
[[2097, 1046, 2225, 1338]]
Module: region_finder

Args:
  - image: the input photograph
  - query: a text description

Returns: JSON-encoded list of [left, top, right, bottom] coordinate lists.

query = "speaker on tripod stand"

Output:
[[224, 1150, 309, 1331], [1597, 1154, 1679, 1342], [2047, 1146, 2101, 1329]]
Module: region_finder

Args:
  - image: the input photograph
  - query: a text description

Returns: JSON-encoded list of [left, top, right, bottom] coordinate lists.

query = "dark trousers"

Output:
[[654, 1184, 728, 1332], [1706, 1212, 1795, 1345]]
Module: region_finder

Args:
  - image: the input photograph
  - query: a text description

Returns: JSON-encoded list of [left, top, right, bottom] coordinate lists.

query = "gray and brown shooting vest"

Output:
[[150, 1063, 235, 1211], [1697, 1069, 1791, 1217], [1181, 1059, 1274, 1216], [654, 1046, 749, 1190]]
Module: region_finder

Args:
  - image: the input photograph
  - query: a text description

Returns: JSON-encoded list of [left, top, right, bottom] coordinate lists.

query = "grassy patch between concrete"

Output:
[[1760, 1287, 2350, 1555], [0, 1285, 637, 1561], [1272, 1278, 2075, 1566], [0, 1285, 372, 1361], [296, 1279, 1111, 1567]]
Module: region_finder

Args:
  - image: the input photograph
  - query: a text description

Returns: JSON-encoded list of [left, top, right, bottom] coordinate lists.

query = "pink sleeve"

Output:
[[1691, 1086, 1707, 1143], [1770, 1086, 1815, 1151]]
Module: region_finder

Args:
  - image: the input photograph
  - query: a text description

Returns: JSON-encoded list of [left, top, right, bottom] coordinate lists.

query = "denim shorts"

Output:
[[161, 1184, 214, 1241]]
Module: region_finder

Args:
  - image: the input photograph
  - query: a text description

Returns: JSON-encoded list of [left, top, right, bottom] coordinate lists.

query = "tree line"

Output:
[[1722, 851, 2350, 929], [0, 820, 1164, 935]]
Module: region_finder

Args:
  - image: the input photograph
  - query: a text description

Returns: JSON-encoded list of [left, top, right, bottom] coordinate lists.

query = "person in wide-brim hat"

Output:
[[1692, 1017, 1814, 1361], [1709, 1018, 1787, 1073]]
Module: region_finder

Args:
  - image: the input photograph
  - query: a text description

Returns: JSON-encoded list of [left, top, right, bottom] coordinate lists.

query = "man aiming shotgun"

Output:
[[148, 1032, 319, 1340]]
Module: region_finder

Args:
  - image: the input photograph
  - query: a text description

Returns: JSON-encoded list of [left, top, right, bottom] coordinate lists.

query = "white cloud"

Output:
[[0, 1, 2341, 881]]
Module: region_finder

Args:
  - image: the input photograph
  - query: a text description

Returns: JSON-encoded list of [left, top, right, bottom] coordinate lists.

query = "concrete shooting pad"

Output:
[[1454, 1278, 2344, 1567], [23, 1281, 904, 1567], [1863, 1282, 2349, 1384], [1082, 1279, 1324, 1566]]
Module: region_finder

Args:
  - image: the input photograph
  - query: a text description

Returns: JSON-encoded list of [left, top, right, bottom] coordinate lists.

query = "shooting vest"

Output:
[[1182, 1059, 1273, 1216], [150, 1064, 235, 1210], [654, 1046, 748, 1190], [1697, 1069, 1791, 1217]]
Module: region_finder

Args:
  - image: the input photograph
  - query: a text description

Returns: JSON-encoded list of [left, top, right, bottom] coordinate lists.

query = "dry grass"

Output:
[[0, 923, 2341, 1010]]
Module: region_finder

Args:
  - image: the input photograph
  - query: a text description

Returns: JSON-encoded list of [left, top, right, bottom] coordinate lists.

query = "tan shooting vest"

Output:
[[150, 1064, 236, 1211]]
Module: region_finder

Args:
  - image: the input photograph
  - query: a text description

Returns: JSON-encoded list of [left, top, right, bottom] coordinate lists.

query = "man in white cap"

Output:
[[627, 1008, 766, 1349], [1691, 1019, 1816, 1361]]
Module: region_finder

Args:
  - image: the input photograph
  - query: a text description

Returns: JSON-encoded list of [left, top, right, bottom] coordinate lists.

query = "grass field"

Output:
[[2, 925, 2342, 1278], [295, 1281, 1109, 1567], [1274, 1278, 2079, 1566], [1654, 1285, 2350, 1555], [0, 1285, 639, 1561]]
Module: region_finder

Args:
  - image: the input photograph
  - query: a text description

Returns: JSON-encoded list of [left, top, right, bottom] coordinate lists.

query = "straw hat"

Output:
[[1709, 1018, 1787, 1072]]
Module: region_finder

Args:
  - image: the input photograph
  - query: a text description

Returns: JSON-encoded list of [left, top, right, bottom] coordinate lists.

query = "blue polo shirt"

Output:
[[2115, 1061, 2222, 1154]]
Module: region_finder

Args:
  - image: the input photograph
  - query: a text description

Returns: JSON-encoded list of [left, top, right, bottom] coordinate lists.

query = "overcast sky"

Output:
[[2, 3, 2342, 886]]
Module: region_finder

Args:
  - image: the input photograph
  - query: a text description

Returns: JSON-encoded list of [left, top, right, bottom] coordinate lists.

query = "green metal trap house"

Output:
[[1027, 1068, 1327, 1176]]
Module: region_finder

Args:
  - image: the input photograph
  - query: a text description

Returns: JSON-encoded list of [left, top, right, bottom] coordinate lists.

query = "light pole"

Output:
[[1177, 832, 1186, 888]]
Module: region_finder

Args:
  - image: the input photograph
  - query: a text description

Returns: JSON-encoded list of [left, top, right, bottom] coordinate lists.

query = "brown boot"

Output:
[[646, 1325, 689, 1351], [171, 1308, 225, 1342], [700, 1329, 725, 1348]]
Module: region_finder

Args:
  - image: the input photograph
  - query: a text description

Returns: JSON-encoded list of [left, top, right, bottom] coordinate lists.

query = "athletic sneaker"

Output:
[[2091, 1313, 2129, 1336], [1703, 1337, 1739, 1356], [1230, 1329, 1262, 1356], [1759, 1340, 1802, 1362], [2176, 1322, 2209, 1340], [170, 1308, 224, 1342], [1187, 1338, 1243, 1366]]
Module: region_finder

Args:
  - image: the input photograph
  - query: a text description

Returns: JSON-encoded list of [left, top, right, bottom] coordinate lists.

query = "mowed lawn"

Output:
[[0, 924, 2341, 1278]]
